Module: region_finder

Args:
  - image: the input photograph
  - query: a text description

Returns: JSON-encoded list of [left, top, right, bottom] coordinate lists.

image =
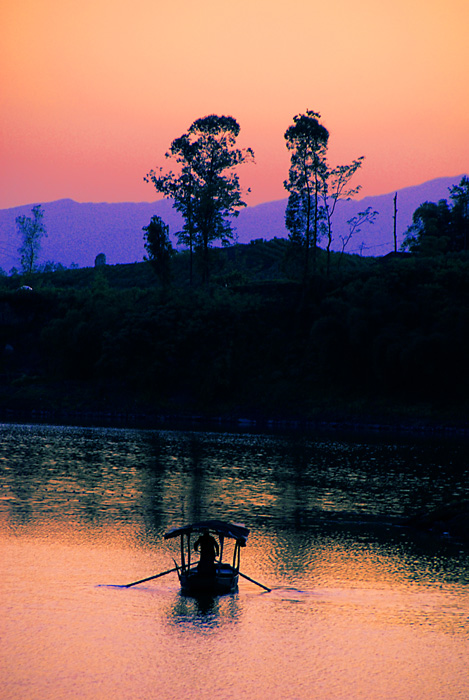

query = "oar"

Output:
[[124, 566, 179, 588], [239, 571, 271, 592]]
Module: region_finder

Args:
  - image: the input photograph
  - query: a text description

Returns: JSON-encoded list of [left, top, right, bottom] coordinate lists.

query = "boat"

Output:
[[163, 520, 250, 595]]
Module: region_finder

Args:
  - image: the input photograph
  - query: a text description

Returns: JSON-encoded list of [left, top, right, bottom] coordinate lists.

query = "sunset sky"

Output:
[[1, 0, 468, 209]]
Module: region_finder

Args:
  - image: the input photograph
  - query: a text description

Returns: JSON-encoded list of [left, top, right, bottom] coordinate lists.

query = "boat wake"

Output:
[[266, 586, 318, 599]]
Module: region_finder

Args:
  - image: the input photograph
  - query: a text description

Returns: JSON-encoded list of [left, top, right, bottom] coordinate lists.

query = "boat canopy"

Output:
[[164, 520, 249, 546]]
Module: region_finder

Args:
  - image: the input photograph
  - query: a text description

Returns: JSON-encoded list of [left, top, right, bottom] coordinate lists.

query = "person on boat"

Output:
[[194, 529, 219, 574]]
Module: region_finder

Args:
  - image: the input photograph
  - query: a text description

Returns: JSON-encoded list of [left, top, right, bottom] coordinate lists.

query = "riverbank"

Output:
[[1, 393, 469, 436]]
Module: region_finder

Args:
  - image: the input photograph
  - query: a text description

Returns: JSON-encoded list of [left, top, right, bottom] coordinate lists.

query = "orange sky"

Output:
[[1, 0, 468, 209]]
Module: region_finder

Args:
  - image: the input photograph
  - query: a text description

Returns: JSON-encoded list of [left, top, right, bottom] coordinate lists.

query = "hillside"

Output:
[[1, 244, 469, 429], [0, 175, 465, 271]]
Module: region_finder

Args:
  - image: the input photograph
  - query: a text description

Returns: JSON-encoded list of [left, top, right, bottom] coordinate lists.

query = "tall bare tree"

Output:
[[319, 158, 365, 274]]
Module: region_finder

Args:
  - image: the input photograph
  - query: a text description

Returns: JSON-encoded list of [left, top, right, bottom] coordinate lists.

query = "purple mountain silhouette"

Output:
[[0, 175, 465, 270]]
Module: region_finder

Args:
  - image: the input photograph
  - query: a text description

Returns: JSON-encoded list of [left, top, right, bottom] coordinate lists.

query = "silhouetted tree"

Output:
[[145, 115, 254, 283], [402, 176, 469, 254], [15, 204, 47, 274], [143, 215, 174, 287], [338, 207, 378, 265], [284, 110, 329, 279], [319, 158, 365, 273], [402, 200, 453, 254], [449, 175, 469, 251]]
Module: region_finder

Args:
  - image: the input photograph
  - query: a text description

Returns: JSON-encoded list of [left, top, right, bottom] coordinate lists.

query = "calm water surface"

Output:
[[1, 423, 468, 699]]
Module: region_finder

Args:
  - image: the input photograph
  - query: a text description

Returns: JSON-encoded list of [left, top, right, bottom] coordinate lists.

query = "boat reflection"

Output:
[[167, 592, 241, 632]]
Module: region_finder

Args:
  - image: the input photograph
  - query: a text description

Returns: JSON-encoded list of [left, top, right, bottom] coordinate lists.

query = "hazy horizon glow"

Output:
[[1, 0, 468, 209]]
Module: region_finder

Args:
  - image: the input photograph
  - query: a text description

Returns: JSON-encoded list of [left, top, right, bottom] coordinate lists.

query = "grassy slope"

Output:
[[1, 242, 468, 430]]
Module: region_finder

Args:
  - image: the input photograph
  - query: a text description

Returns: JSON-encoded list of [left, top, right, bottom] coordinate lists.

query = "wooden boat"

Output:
[[163, 520, 250, 595]]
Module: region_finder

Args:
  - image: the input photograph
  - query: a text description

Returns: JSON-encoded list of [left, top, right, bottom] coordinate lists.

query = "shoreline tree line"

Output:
[[142, 111, 379, 286], [11, 110, 468, 282]]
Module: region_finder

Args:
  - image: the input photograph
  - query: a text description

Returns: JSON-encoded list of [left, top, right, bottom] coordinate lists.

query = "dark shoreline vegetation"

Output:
[[2, 240, 469, 434]]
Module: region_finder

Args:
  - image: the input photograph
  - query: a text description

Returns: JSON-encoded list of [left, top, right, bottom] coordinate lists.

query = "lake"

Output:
[[1, 423, 468, 699]]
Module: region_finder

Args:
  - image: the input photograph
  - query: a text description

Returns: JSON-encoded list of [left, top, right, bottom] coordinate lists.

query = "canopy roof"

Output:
[[164, 520, 249, 545]]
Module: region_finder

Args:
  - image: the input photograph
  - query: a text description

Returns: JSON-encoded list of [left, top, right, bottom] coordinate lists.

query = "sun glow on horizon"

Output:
[[1, 0, 468, 209]]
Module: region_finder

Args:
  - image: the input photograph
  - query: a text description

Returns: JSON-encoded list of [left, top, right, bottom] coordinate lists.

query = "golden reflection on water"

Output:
[[1, 424, 469, 699], [2, 524, 469, 700]]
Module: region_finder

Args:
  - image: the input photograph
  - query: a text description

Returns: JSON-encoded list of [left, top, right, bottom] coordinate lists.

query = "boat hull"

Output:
[[178, 564, 239, 595]]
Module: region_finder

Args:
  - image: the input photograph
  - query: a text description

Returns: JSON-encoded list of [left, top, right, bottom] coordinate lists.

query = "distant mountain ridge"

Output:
[[0, 175, 465, 270]]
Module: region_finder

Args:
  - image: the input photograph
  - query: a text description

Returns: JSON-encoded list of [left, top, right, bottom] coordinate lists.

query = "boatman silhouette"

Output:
[[194, 529, 219, 574]]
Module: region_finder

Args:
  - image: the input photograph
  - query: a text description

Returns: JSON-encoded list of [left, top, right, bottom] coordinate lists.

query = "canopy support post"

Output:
[[180, 534, 185, 573], [233, 540, 241, 572], [219, 534, 225, 569]]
